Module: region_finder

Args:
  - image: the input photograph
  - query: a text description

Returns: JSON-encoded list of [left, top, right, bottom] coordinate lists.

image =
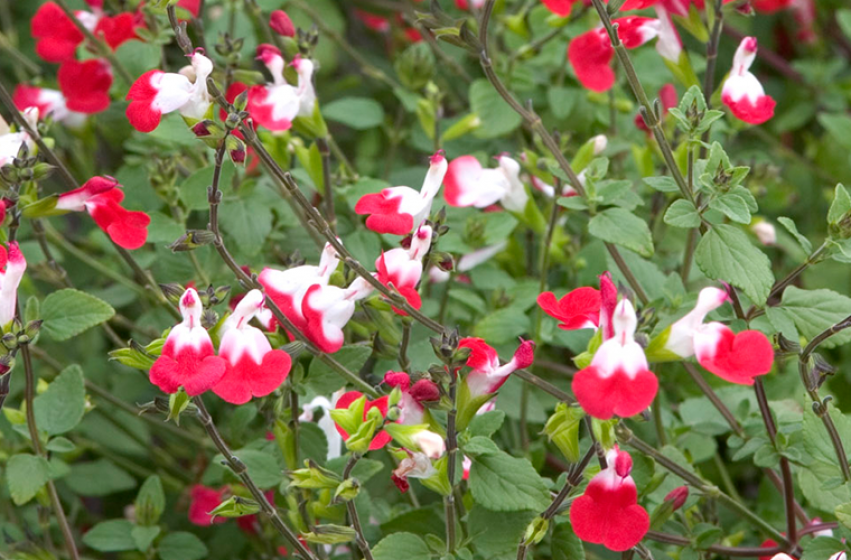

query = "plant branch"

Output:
[[343, 454, 376, 560]]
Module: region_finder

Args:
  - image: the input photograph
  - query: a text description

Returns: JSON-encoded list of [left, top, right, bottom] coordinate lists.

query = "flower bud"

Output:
[[208, 496, 261, 519], [664, 486, 689, 511], [169, 229, 217, 252], [523, 517, 549, 546], [290, 460, 342, 490], [543, 403, 584, 462], [167, 388, 191, 424], [394, 42, 436, 91], [334, 478, 360, 502], [304, 524, 357, 545], [269, 10, 296, 37]]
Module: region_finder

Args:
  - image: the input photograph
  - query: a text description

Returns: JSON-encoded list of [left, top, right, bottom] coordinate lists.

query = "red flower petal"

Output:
[[696, 327, 774, 385], [721, 91, 776, 125], [567, 29, 615, 92], [59, 59, 113, 114], [569, 478, 650, 551], [126, 70, 165, 132], [458, 337, 498, 372], [355, 191, 413, 235], [94, 13, 139, 50], [213, 349, 292, 404], [188, 485, 228, 526], [572, 364, 658, 419], [536, 287, 601, 330], [542, 0, 574, 16], [31, 2, 83, 63]]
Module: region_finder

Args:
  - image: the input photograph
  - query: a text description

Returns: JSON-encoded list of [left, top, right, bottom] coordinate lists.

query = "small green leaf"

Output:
[[46, 437, 76, 453], [373, 532, 431, 560], [34, 364, 86, 435], [780, 287, 851, 349], [694, 224, 774, 304], [216, 449, 283, 488], [136, 475, 166, 526], [473, 307, 531, 345], [835, 502, 851, 530], [552, 522, 585, 560], [643, 176, 680, 193], [777, 217, 813, 253], [65, 459, 137, 497], [588, 207, 654, 257], [132, 526, 161, 552], [664, 199, 701, 228], [323, 97, 385, 130], [82, 519, 136, 552], [469, 450, 551, 512], [158, 532, 208, 560], [468, 410, 506, 437], [41, 289, 115, 341], [828, 184, 851, 225], [709, 194, 751, 224], [7, 453, 50, 505]]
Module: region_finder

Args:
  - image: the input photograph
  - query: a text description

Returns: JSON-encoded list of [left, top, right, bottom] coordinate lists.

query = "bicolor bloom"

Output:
[[149, 288, 227, 396], [570, 446, 649, 552], [537, 287, 602, 331], [212, 290, 292, 405], [269, 10, 295, 37], [572, 299, 658, 419], [444, 154, 527, 212], [301, 390, 346, 461], [459, 337, 535, 399], [126, 49, 213, 132], [248, 44, 299, 132], [13, 85, 85, 128], [721, 37, 776, 125], [374, 224, 433, 313], [568, 17, 660, 92], [188, 485, 228, 526], [663, 287, 774, 384], [301, 282, 370, 353], [55, 176, 150, 250], [654, 6, 682, 63], [355, 151, 447, 235], [429, 241, 508, 284], [258, 242, 340, 333], [391, 451, 437, 493], [291, 55, 317, 118], [0, 108, 38, 167], [334, 391, 392, 450], [0, 243, 26, 327], [57, 59, 113, 114], [384, 371, 441, 426]]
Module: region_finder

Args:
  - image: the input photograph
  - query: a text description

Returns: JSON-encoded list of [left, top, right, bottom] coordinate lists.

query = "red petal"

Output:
[[568, 30, 615, 92], [59, 59, 113, 114], [569, 478, 649, 551], [572, 365, 658, 419], [459, 337, 498, 372], [698, 329, 774, 384], [722, 92, 776, 125], [355, 191, 413, 235], [542, 0, 573, 16], [94, 13, 139, 50], [31, 2, 83, 63], [126, 70, 165, 132]]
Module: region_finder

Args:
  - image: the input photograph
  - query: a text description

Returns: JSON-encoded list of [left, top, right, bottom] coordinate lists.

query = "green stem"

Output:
[[343, 454, 376, 560]]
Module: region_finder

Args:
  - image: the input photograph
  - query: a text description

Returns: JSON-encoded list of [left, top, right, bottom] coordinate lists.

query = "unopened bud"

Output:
[[160, 283, 186, 305], [395, 42, 436, 91], [226, 136, 246, 165], [233, 90, 249, 112], [169, 229, 217, 252], [523, 517, 549, 546], [269, 10, 296, 37], [664, 486, 689, 511]]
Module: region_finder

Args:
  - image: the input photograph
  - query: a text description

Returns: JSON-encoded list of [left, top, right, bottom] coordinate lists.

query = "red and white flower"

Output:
[[537, 287, 602, 331], [334, 391, 392, 450], [301, 389, 346, 461], [384, 371, 441, 426], [0, 242, 26, 327], [568, 17, 660, 92], [13, 85, 85, 127], [373, 224, 433, 313], [55, 176, 150, 250], [444, 154, 528, 212], [355, 151, 448, 235], [391, 450, 438, 493], [212, 290, 292, 405], [572, 299, 658, 419], [459, 337, 535, 399], [247, 44, 299, 132], [57, 59, 113, 114], [569, 446, 650, 551], [291, 55, 317, 118], [149, 288, 227, 396], [0, 108, 38, 167], [126, 49, 214, 133], [301, 282, 370, 353], [721, 37, 776, 125], [662, 287, 775, 385]]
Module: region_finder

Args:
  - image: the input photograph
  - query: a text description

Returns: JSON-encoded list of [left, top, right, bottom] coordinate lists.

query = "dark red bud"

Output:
[[269, 10, 295, 37], [664, 486, 689, 511]]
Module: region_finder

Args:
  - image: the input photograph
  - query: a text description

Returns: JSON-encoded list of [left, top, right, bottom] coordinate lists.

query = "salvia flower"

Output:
[[188, 485, 228, 526], [570, 446, 650, 551], [0, 242, 26, 327], [247, 44, 300, 132], [721, 37, 776, 125], [568, 17, 660, 93], [212, 290, 292, 405], [13, 85, 85, 128], [149, 288, 227, 396], [391, 451, 437, 493], [300, 390, 346, 461], [333, 391, 392, 450], [0, 108, 38, 167], [373, 223, 433, 313], [55, 176, 151, 250], [572, 299, 658, 419], [537, 287, 602, 331], [301, 282, 370, 353], [355, 151, 447, 235], [291, 55, 317, 118], [269, 10, 295, 37], [126, 49, 213, 132], [460, 337, 535, 399], [444, 154, 528, 212], [384, 371, 440, 426]]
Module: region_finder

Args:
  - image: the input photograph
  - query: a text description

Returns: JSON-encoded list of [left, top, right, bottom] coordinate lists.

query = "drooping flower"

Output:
[[0, 108, 38, 167], [126, 49, 213, 132], [334, 391, 392, 450], [0, 242, 27, 327], [570, 446, 650, 551], [212, 290, 292, 405], [721, 37, 776, 125], [188, 485, 228, 526], [391, 451, 437, 493], [355, 151, 447, 235], [661, 287, 774, 384], [572, 299, 658, 419], [247, 44, 299, 132], [537, 288, 602, 331], [55, 176, 150, 249], [58, 59, 113, 114], [301, 283, 370, 353], [567, 17, 660, 92], [269, 10, 295, 37], [751, 221, 777, 246], [149, 288, 227, 396], [443, 154, 528, 212], [459, 337, 536, 399], [384, 371, 441, 425], [373, 224, 433, 313], [291, 55, 317, 118]]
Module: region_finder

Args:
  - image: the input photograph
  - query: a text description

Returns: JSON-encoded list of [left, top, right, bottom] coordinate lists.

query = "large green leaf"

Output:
[[469, 450, 550, 512], [219, 196, 273, 257], [82, 520, 136, 553], [41, 289, 115, 341], [158, 532, 208, 560], [65, 459, 137, 497], [6, 453, 49, 506], [588, 207, 654, 257], [780, 287, 851, 349], [694, 224, 773, 304], [373, 533, 431, 560], [34, 364, 86, 435], [323, 97, 385, 130]]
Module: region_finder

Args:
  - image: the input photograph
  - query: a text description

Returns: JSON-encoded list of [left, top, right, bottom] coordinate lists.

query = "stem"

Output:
[[53, 0, 134, 85], [702, 0, 724, 107], [317, 137, 336, 234], [21, 343, 80, 560], [767, 241, 828, 302], [683, 363, 744, 437], [444, 367, 459, 553], [753, 378, 796, 545], [646, 531, 784, 557], [399, 319, 412, 371], [343, 454, 376, 560], [194, 396, 317, 560]]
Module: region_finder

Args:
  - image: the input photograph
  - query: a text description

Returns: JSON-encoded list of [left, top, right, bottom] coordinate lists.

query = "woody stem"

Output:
[[343, 454, 376, 560], [193, 396, 317, 560], [445, 365, 459, 553]]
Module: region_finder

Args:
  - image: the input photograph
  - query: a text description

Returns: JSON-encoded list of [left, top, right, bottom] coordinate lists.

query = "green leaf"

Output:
[[468, 507, 535, 558], [547, 87, 580, 119], [819, 114, 851, 152], [643, 176, 681, 193], [469, 450, 551, 512], [46, 436, 76, 453], [34, 364, 85, 435], [777, 217, 813, 254], [468, 410, 506, 437], [41, 289, 116, 341], [179, 164, 235, 210], [839, 10, 851, 40], [308, 345, 372, 394], [7, 453, 49, 505], [114, 41, 162, 86], [132, 526, 161, 552], [780, 287, 851, 349], [462, 436, 501, 457], [694, 224, 773, 304], [373, 532, 431, 560], [158, 532, 208, 560], [219, 196, 273, 257], [800, 537, 847, 560], [709, 194, 751, 224], [82, 520, 136, 552], [588, 207, 654, 257], [828, 184, 851, 226], [552, 522, 585, 560], [473, 307, 531, 345], [65, 459, 137, 497], [470, 79, 522, 139], [835, 502, 851, 529], [323, 97, 385, 130], [136, 475, 166, 526], [664, 199, 701, 228], [224, 449, 282, 488]]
